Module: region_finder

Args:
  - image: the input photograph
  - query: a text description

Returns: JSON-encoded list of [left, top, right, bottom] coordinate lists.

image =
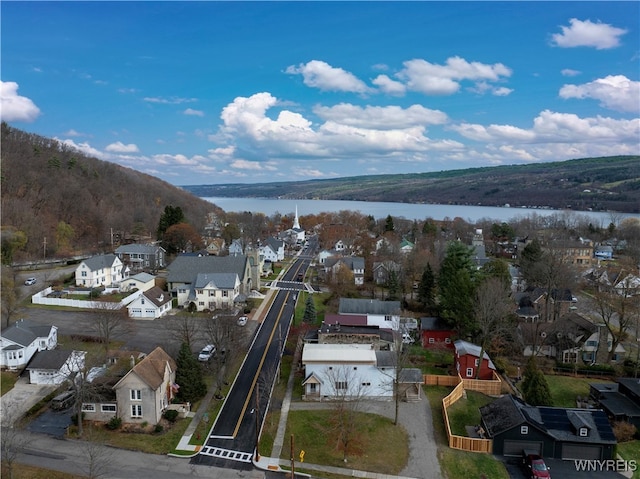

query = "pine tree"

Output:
[[303, 295, 317, 323], [386, 270, 401, 301], [417, 263, 436, 313], [438, 241, 477, 337], [384, 214, 395, 232], [175, 342, 207, 403], [521, 357, 552, 406]]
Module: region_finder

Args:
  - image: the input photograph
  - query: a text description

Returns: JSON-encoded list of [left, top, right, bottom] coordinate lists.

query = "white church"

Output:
[[280, 205, 305, 245]]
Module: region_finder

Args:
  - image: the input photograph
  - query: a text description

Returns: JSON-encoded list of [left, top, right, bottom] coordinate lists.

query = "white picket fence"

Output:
[[32, 286, 141, 309]]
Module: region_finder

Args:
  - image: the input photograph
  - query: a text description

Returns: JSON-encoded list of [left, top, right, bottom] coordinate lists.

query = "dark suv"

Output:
[[522, 450, 551, 479]]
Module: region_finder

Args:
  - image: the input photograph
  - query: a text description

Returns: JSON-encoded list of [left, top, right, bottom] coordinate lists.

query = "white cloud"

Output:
[[184, 108, 204, 117], [105, 141, 140, 153], [64, 129, 83, 137], [561, 69, 581, 77], [559, 75, 640, 113], [57, 138, 105, 159], [313, 104, 448, 129], [0, 81, 41, 122], [371, 74, 406, 95], [551, 18, 627, 50], [397, 56, 511, 95], [143, 96, 197, 104], [285, 60, 373, 94], [230, 159, 265, 170]]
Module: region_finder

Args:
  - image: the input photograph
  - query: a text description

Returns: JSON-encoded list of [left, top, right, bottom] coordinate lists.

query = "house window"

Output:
[[130, 389, 141, 401], [209, 291, 215, 297], [82, 404, 96, 412], [309, 384, 317, 393], [466, 368, 473, 377], [222, 290, 228, 297], [353, 367, 357, 370], [579, 427, 588, 437], [429, 338, 435, 344], [82, 271, 87, 277], [521, 425, 529, 435], [445, 338, 451, 344], [362, 382, 371, 386], [131, 404, 143, 417], [384, 315, 392, 321], [335, 381, 348, 390], [474, 359, 480, 366], [101, 404, 117, 413], [197, 290, 204, 295]]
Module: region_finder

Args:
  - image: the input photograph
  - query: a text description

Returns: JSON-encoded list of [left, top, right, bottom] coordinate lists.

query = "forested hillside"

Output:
[[185, 156, 640, 214], [1, 123, 221, 263]]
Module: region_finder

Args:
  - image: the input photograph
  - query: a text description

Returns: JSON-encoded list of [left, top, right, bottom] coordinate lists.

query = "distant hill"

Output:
[[1, 123, 221, 262], [184, 156, 640, 214]]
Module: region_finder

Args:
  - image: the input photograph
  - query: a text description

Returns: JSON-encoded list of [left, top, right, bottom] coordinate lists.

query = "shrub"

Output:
[[106, 416, 122, 430], [163, 409, 179, 423], [154, 424, 164, 433], [613, 421, 637, 443]]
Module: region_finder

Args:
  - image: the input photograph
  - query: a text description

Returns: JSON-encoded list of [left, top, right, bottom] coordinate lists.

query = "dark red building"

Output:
[[420, 317, 454, 349], [454, 340, 496, 380]]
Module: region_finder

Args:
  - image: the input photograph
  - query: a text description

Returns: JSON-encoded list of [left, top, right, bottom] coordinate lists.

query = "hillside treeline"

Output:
[[1, 123, 221, 263]]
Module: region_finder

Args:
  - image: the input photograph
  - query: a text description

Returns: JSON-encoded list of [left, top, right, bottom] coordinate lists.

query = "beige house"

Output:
[[113, 347, 177, 425]]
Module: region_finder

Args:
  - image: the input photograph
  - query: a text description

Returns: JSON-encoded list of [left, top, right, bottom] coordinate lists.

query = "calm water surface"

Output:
[[204, 197, 635, 224]]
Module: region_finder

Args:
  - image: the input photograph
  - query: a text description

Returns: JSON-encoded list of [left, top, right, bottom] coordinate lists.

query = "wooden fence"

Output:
[[432, 373, 496, 454]]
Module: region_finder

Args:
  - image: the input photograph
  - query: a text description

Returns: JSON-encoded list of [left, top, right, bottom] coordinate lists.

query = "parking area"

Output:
[[501, 455, 629, 479]]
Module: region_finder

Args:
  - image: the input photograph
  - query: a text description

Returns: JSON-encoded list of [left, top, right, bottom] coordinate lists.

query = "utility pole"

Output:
[[254, 384, 260, 462], [43, 237, 47, 260], [290, 434, 295, 479]]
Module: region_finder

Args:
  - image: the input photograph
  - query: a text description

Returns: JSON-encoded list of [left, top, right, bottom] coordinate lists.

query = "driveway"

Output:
[[1, 376, 57, 427], [502, 455, 628, 479]]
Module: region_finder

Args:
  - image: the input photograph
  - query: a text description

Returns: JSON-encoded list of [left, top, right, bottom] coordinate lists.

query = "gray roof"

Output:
[[265, 237, 283, 249], [480, 394, 527, 436], [398, 368, 424, 383], [375, 350, 396, 368], [1, 319, 54, 347], [167, 254, 247, 283], [115, 243, 164, 254], [142, 286, 172, 307], [618, 377, 640, 398], [130, 272, 155, 283], [339, 298, 401, 315], [83, 254, 120, 272], [453, 340, 496, 370], [194, 273, 238, 289], [27, 349, 74, 370], [420, 317, 450, 331]]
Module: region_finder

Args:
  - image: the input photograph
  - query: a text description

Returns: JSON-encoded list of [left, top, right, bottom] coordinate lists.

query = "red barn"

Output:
[[454, 340, 496, 380], [420, 317, 454, 349]]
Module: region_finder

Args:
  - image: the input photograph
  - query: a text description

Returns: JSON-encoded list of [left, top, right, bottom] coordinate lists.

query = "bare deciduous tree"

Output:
[[91, 302, 135, 357], [81, 427, 114, 479], [1, 412, 29, 479], [1, 266, 20, 328]]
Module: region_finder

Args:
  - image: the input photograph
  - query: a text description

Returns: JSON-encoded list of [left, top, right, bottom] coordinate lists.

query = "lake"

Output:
[[203, 197, 635, 224]]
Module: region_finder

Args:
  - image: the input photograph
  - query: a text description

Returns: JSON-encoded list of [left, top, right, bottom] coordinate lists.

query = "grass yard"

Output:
[[446, 390, 493, 436], [1, 370, 19, 396], [2, 464, 85, 479], [545, 374, 612, 408], [281, 409, 409, 475], [425, 385, 510, 479], [617, 440, 640, 479]]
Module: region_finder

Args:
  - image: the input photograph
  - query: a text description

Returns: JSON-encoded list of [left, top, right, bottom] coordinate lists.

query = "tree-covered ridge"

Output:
[[184, 155, 640, 214], [0, 123, 221, 262]]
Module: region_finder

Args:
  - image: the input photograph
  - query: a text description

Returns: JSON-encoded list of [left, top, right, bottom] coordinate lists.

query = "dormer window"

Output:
[[579, 427, 588, 437], [520, 425, 529, 435]]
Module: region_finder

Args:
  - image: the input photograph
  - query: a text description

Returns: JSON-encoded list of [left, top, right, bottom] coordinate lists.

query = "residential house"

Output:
[[594, 245, 614, 261], [514, 287, 576, 322], [119, 272, 156, 293], [338, 298, 401, 331], [26, 350, 86, 385], [228, 238, 247, 255], [614, 273, 640, 297], [590, 378, 640, 428], [127, 286, 173, 319], [176, 272, 240, 312], [205, 237, 226, 256], [166, 252, 260, 303], [317, 249, 337, 265], [113, 347, 177, 425], [480, 394, 616, 460], [0, 319, 58, 370], [454, 340, 496, 380], [399, 238, 414, 254], [304, 321, 395, 351], [75, 254, 125, 287], [301, 343, 395, 400], [325, 256, 365, 285], [576, 324, 625, 364], [420, 317, 454, 349], [372, 260, 401, 285], [471, 229, 490, 268], [114, 243, 166, 272], [544, 239, 594, 268], [260, 237, 285, 262]]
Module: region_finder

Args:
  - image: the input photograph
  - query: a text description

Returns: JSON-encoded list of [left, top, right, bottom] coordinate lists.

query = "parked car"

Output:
[[51, 391, 74, 410], [237, 316, 248, 326], [198, 344, 216, 362], [522, 450, 551, 479], [24, 277, 37, 286]]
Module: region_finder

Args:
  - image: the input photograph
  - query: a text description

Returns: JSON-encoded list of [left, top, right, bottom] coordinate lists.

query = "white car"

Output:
[[24, 277, 37, 286], [198, 344, 216, 361], [237, 316, 248, 326]]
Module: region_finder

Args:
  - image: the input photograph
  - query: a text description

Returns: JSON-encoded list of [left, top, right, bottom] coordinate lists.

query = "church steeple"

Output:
[[293, 204, 300, 230]]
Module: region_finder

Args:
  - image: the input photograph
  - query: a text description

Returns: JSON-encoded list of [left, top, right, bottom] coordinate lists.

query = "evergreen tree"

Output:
[[417, 263, 436, 313], [480, 258, 512, 289], [438, 241, 478, 337], [384, 215, 395, 232], [386, 270, 401, 301], [303, 295, 317, 323], [157, 205, 185, 240], [521, 357, 552, 406], [175, 342, 207, 403]]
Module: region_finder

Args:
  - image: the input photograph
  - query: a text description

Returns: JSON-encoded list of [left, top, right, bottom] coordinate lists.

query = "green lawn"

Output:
[[447, 390, 493, 436], [1, 371, 18, 396], [545, 374, 612, 408], [617, 440, 640, 479]]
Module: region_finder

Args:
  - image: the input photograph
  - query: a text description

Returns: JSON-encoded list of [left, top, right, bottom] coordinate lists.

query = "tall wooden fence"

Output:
[[429, 373, 497, 454]]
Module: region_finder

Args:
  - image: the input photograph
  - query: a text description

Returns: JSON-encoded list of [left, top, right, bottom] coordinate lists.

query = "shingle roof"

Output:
[[167, 254, 247, 283], [375, 350, 397, 368], [194, 272, 238, 289], [480, 394, 527, 436], [27, 349, 74, 370], [339, 298, 401, 315], [117, 347, 175, 390], [420, 317, 451, 331], [142, 286, 172, 307], [1, 319, 54, 347], [130, 272, 155, 283], [83, 254, 120, 272], [115, 244, 164, 254], [454, 340, 496, 370]]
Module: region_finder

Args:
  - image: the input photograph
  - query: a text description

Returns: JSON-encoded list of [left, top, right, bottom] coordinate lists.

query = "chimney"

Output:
[[130, 355, 135, 369]]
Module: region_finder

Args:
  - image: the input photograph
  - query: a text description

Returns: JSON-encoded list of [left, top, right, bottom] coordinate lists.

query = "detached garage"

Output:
[[480, 395, 616, 460]]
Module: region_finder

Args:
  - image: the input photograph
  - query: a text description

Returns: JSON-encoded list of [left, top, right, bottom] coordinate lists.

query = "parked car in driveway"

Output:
[[24, 277, 37, 286], [198, 344, 216, 362], [522, 450, 551, 479]]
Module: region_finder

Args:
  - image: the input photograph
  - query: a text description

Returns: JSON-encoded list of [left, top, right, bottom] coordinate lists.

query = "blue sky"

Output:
[[2, 2, 639, 187]]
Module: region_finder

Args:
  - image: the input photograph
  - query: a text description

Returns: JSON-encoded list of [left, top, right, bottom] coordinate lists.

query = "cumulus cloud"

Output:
[[551, 18, 627, 49], [184, 108, 204, 116], [57, 138, 105, 159], [286, 60, 373, 94], [396, 56, 512, 95], [105, 141, 140, 153], [561, 69, 581, 77], [313, 104, 448, 129], [64, 129, 83, 137], [371, 74, 406, 95], [143, 96, 197, 104], [559, 75, 640, 113], [0, 81, 41, 122]]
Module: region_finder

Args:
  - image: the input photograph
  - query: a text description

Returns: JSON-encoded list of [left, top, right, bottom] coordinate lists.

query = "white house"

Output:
[[0, 319, 58, 370], [127, 286, 173, 319], [75, 254, 125, 287], [338, 298, 401, 331], [119, 272, 156, 293], [175, 272, 240, 312], [325, 256, 365, 285], [27, 349, 86, 385], [301, 343, 395, 400], [260, 237, 285, 262]]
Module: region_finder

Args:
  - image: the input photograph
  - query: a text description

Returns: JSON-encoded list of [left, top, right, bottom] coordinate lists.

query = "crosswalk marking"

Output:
[[199, 446, 253, 463]]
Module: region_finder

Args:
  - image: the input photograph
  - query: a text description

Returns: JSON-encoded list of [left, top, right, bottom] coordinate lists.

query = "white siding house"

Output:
[[301, 344, 395, 400], [119, 272, 156, 293], [127, 286, 173, 319], [175, 273, 240, 312], [75, 254, 125, 287], [27, 349, 86, 385], [260, 237, 285, 262], [0, 319, 58, 370], [338, 298, 402, 331]]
